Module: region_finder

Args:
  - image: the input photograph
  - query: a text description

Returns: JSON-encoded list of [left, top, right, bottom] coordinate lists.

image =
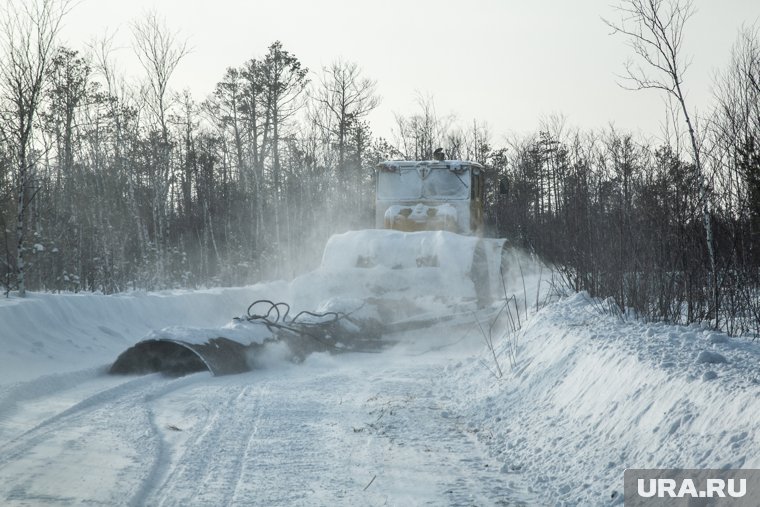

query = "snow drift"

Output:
[[0, 284, 287, 384], [443, 292, 760, 504]]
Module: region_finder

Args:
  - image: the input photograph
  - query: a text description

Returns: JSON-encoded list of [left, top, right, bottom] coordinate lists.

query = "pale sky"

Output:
[[59, 0, 760, 144]]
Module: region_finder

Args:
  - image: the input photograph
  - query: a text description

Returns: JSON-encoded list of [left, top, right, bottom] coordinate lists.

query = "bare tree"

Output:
[[393, 93, 453, 160], [605, 0, 718, 319], [90, 32, 149, 259], [711, 25, 760, 334], [0, 0, 74, 296], [132, 12, 189, 145], [312, 60, 379, 175], [713, 25, 760, 207], [131, 11, 189, 285]]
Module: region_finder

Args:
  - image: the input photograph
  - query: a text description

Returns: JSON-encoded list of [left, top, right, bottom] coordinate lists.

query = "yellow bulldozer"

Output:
[[110, 155, 510, 376], [314, 156, 508, 309]]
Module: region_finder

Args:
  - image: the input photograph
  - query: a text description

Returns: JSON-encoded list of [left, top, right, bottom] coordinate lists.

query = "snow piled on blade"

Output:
[[321, 229, 478, 274], [442, 291, 760, 505], [291, 229, 485, 318], [142, 321, 274, 346]]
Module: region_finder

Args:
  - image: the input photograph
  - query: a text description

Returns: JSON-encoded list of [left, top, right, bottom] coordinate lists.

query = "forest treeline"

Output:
[[1, 2, 758, 336]]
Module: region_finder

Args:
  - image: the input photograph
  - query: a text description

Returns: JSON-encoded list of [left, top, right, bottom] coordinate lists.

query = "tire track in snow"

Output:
[[0, 338, 538, 505], [142, 368, 383, 506], [141, 357, 537, 506], [0, 374, 163, 464], [0, 373, 210, 505], [142, 382, 269, 506], [0, 367, 104, 444]]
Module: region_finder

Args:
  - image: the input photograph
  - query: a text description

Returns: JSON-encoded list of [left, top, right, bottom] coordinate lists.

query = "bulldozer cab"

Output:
[[375, 160, 486, 235]]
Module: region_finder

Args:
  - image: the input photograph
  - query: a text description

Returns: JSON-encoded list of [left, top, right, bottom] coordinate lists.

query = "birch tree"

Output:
[[605, 0, 718, 318]]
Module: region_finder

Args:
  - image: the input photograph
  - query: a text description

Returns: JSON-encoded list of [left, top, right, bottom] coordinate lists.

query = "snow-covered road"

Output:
[[0, 329, 537, 506], [3, 273, 760, 505]]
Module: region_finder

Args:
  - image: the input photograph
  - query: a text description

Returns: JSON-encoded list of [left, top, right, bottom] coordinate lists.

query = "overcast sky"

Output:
[[59, 0, 759, 144]]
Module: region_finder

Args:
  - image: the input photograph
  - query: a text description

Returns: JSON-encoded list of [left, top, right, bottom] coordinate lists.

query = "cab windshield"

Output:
[[377, 168, 470, 200]]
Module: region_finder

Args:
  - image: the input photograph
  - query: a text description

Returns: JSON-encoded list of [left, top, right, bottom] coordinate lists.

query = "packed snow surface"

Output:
[[1, 265, 760, 504]]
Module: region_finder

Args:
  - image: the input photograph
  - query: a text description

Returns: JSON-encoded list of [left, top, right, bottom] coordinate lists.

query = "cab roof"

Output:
[[376, 160, 485, 172]]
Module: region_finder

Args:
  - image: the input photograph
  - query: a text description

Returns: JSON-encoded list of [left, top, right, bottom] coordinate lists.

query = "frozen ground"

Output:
[[1, 275, 759, 505]]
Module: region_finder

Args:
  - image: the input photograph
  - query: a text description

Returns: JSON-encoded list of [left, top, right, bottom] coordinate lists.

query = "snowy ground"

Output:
[[2, 275, 760, 505], [0, 288, 540, 506], [446, 292, 760, 504]]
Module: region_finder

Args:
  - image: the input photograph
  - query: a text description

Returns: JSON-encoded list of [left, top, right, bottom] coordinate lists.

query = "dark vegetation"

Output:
[[1, 0, 758, 337]]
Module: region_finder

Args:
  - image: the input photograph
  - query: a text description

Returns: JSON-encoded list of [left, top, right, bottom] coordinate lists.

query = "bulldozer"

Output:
[[304, 157, 508, 311], [109, 155, 509, 376]]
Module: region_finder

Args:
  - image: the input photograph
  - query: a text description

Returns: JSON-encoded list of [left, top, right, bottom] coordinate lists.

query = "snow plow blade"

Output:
[[109, 337, 251, 377], [315, 229, 508, 307], [107, 298, 392, 377]]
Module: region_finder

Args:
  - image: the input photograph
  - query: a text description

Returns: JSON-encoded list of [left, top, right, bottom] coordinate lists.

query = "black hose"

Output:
[[235, 299, 366, 350]]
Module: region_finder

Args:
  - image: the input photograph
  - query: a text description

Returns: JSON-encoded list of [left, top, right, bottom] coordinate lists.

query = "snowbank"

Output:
[[443, 292, 760, 505], [0, 284, 287, 384]]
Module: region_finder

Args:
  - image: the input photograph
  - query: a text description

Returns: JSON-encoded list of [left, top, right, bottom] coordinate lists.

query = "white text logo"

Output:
[[637, 478, 746, 499]]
